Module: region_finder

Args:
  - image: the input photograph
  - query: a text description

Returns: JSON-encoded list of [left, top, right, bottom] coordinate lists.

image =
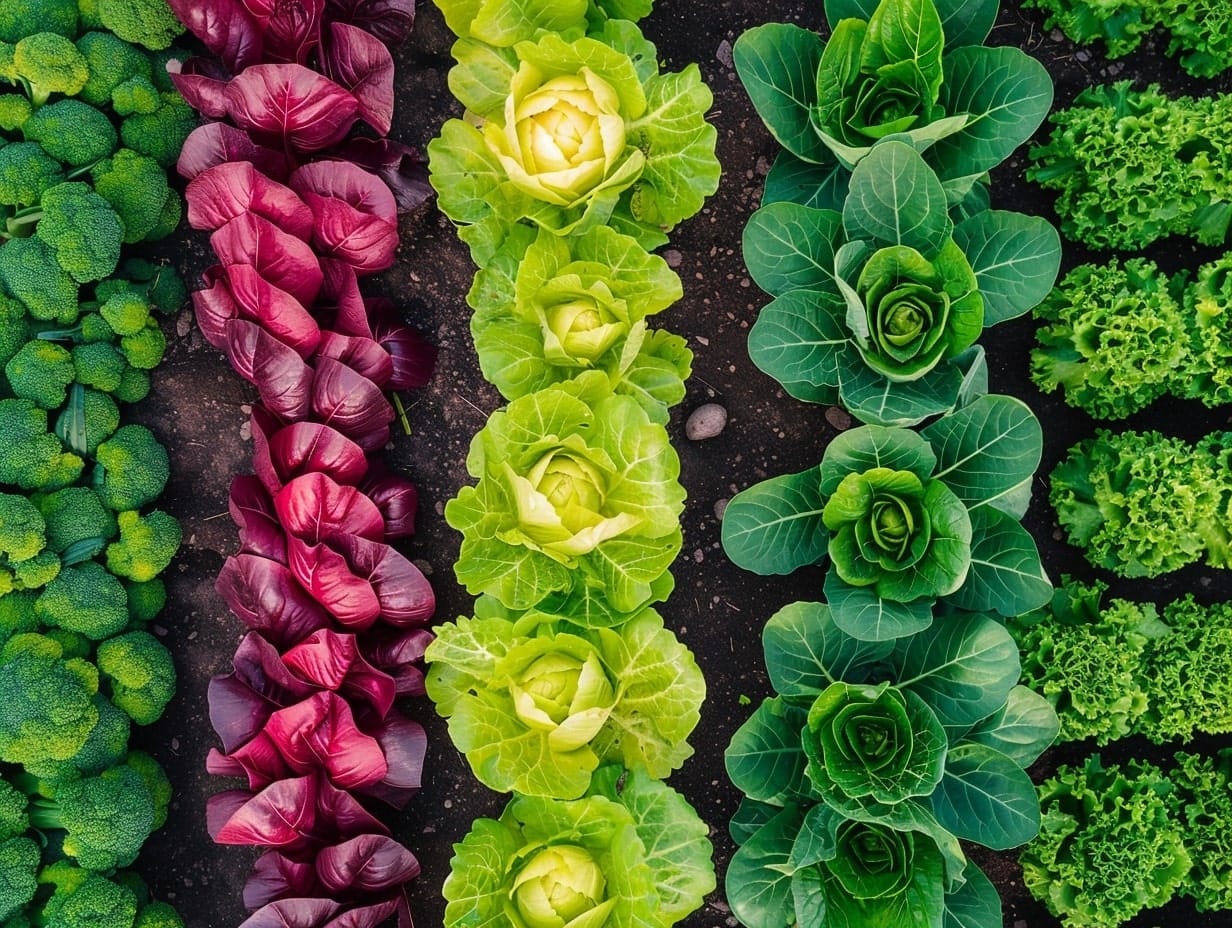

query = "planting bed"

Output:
[[65, 0, 1232, 926]]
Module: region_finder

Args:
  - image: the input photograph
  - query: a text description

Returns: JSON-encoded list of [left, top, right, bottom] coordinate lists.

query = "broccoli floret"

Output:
[[70, 341, 126, 393], [120, 752, 169, 830], [134, 901, 183, 928], [22, 100, 117, 168], [92, 425, 168, 512], [34, 561, 129, 640], [89, 149, 169, 244], [0, 295, 28, 367], [74, 32, 151, 108], [26, 763, 156, 871], [97, 0, 182, 50], [0, 590, 38, 647], [110, 75, 157, 116], [98, 291, 148, 336], [0, 238, 77, 323], [53, 384, 119, 457], [119, 93, 193, 169], [104, 510, 178, 583], [0, 493, 46, 563], [0, 142, 62, 209], [0, 632, 99, 768], [122, 578, 163, 622], [62, 695, 132, 780], [31, 182, 124, 284], [95, 631, 174, 725], [110, 367, 148, 404], [41, 627, 89, 660], [118, 322, 163, 370], [0, 93, 31, 130], [0, 780, 27, 842], [36, 486, 117, 557], [116, 259, 184, 315], [11, 34, 89, 107], [0, 836, 39, 923], [4, 340, 74, 409], [0, 400, 82, 491], [10, 549, 59, 590], [0, 0, 78, 43], [39, 868, 139, 928]]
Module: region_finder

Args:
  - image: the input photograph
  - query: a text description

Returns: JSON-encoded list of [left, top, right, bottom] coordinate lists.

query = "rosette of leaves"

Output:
[[424, 596, 704, 798], [723, 601, 1056, 928], [733, 0, 1052, 210], [1183, 252, 1232, 408], [1170, 750, 1232, 911], [445, 371, 684, 623], [1020, 755, 1191, 928], [743, 139, 1059, 426], [428, 21, 720, 263], [442, 766, 714, 928], [722, 393, 1050, 640], [466, 224, 690, 421]]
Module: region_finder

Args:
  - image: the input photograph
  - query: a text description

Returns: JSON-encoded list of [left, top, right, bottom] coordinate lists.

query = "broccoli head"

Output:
[[70, 341, 127, 393], [26, 694, 131, 782], [33, 181, 124, 284], [110, 75, 158, 116], [0, 399, 83, 490], [89, 149, 169, 244], [0, 294, 28, 367], [75, 32, 151, 108], [0, 0, 78, 43], [0, 589, 38, 647], [0, 779, 27, 842], [9, 549, 59, 590], [98, 291, 148, 336], [115, 259, 185, 315], [0, 632, 99, 767], [26, 763, 156, 871], [22, 99, 117, 168], [36, 486, 117, 557], [92, 425, 168, 512], [0, 237, 78, 324], [11, 34, 88, 107], [97, 0, 182, 50], [34, 561, 129, 640], [122, 577, 164, 622], [104, 510, 179, 584], [119, 752, 169, 830], [0, 835, 39, 923], [0, 141, 63, 209], [134, 901, 184, 928], [119, 93, 194, 169], [53, 384, 120, 457], [118, 322, 164, 370], [37, 866, 140, 928], [110, 366, 149, 404], [4, 339, 74, 409], [0, 93, 32, 130], [0, 492, 46, 563], [96, 631, 174, 725]]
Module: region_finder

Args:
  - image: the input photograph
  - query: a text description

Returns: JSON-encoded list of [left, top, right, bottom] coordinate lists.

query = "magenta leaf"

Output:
[[359, 627, 431, 696], [230, 474, 288, 561], [275, 472, 386, 545], [225, 64, 360, 153], [315, 835, 419, 894], [239, 899, 343, 928], [333, 534, 434, 626], [211, 732, 295, 790], [289, 162, 398, 272], [358, 712, 425, 808], [358, 462, 417, 539], [166, 57, 232, 118], [212, 212, 324, 308], [365, 301, 436, 389], [209, 774, 387, 852], [193, 267, 240, 348], [224, 319, 315, 422], [317, 259, 368, 334], [215, 555, 333, 648], [315, 332, 393, 388], [228, 264, 323, 359], [243, 0, 325, 65], [331, 138, 431, 213], [286, 535, 381, 629], [208, 673, 279, 753], [254, 414, 370, 493], [321, 897, 403, 928], [310, 357, 392, 451], [244, 853, 322, 911], [264, 692, 388, 789], [178, 123, 293, 183], [168, 0, 266, 72], [323, 23, 394, 135], [187, 161, 316, 240], [324, 0, 416, 46], [281, 628, 397, 717]]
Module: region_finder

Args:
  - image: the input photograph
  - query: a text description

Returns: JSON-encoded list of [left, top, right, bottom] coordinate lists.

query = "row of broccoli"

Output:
[[1, 4, 191, 926]]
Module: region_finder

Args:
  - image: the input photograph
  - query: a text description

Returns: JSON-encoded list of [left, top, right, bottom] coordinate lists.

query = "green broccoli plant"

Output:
[[0, 399, 83, 491], [0, 293, 29, 366], [33, 561, 129, 640], [2, 32, 89, 106], [0, 0, 78, 44], [20, 98, 118, 167], [95, 630, 175, 725], [0, 141, 64, 209], [91, 424, 170, 512], [0, 835, 39, 922], [95, 0, 183, 51], [0, 779, 28, 841], [3, 181, 125, 284], [74, 31, 150, 108], [0, 492, 47, 564], [0, 632, 99, 770], [0, 236, 79, 323], [4, 338, 74, 409]]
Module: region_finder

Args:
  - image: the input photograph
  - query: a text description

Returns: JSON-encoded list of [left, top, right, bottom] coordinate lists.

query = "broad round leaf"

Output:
[[743, 202, 844, 297], [928, 742, 1040, 849], [733, 23, 830, 164], [844, 141, 953, 254], [953, 210, 1061, 326], [722, 467, 828, 574]]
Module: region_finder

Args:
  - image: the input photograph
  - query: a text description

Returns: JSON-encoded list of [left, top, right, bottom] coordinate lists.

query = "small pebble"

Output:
[[714, 498, 729, 521], [664, 248, 683, 268], [825, 406, 852, 430], [686, 403, 728, 440], [716, 39, 734, 69]]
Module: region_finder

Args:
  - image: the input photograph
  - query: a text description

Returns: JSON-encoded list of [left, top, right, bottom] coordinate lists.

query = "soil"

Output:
[[129, 2, 1232, 927]]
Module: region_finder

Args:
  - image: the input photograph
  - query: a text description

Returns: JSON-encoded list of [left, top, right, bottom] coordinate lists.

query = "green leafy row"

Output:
[[725, 601, 1058, 928], [1024, 0, 1232, 77], [1031, 255, 1232, 419], [1022, 751, 1232, 927], [1029, 81, 1232, 250], [426, 2, 719, 925], [1008, 579, 1232, 746], [1051, 428, 1232, 578]]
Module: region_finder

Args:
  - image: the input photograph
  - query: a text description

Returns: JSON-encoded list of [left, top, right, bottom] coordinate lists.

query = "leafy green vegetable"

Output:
[[1171, 750, 1232, 912], [425, 600, 704, 798], [441, 766, 714, 928], [1182, 251, 1232, 408], [445, 371, 684, 618], [722, 393, 1049, 639]]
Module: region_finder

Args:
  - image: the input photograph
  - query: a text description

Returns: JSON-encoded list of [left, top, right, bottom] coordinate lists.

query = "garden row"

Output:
[[0, 1, 191, 924], [422, 1, 723, 924]]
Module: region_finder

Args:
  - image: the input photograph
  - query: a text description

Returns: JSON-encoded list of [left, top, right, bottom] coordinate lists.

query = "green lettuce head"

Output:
[[469, 225, 689, 420], [426, 602, 704, 798], [430, 23, 719, 263], [443, 768, 714, 928], [446, 371, 683, 617]]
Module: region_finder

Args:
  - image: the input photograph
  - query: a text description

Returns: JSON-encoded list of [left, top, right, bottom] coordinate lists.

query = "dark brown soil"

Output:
[[132, 2, 1232, 926]]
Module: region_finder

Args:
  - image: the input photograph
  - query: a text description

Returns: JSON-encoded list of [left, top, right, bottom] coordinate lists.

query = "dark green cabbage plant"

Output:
[[725, 601, 1057, 928]]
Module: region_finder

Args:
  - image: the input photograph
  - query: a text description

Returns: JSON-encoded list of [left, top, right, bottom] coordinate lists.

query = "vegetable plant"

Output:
[[722, 392, 1050, 640], [725, 600, 1056, 928], [743, 139, 1059, 425], [441, 766, 714, 928], [733, 0, 1053, 208], [426, 597, 704, 798]]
